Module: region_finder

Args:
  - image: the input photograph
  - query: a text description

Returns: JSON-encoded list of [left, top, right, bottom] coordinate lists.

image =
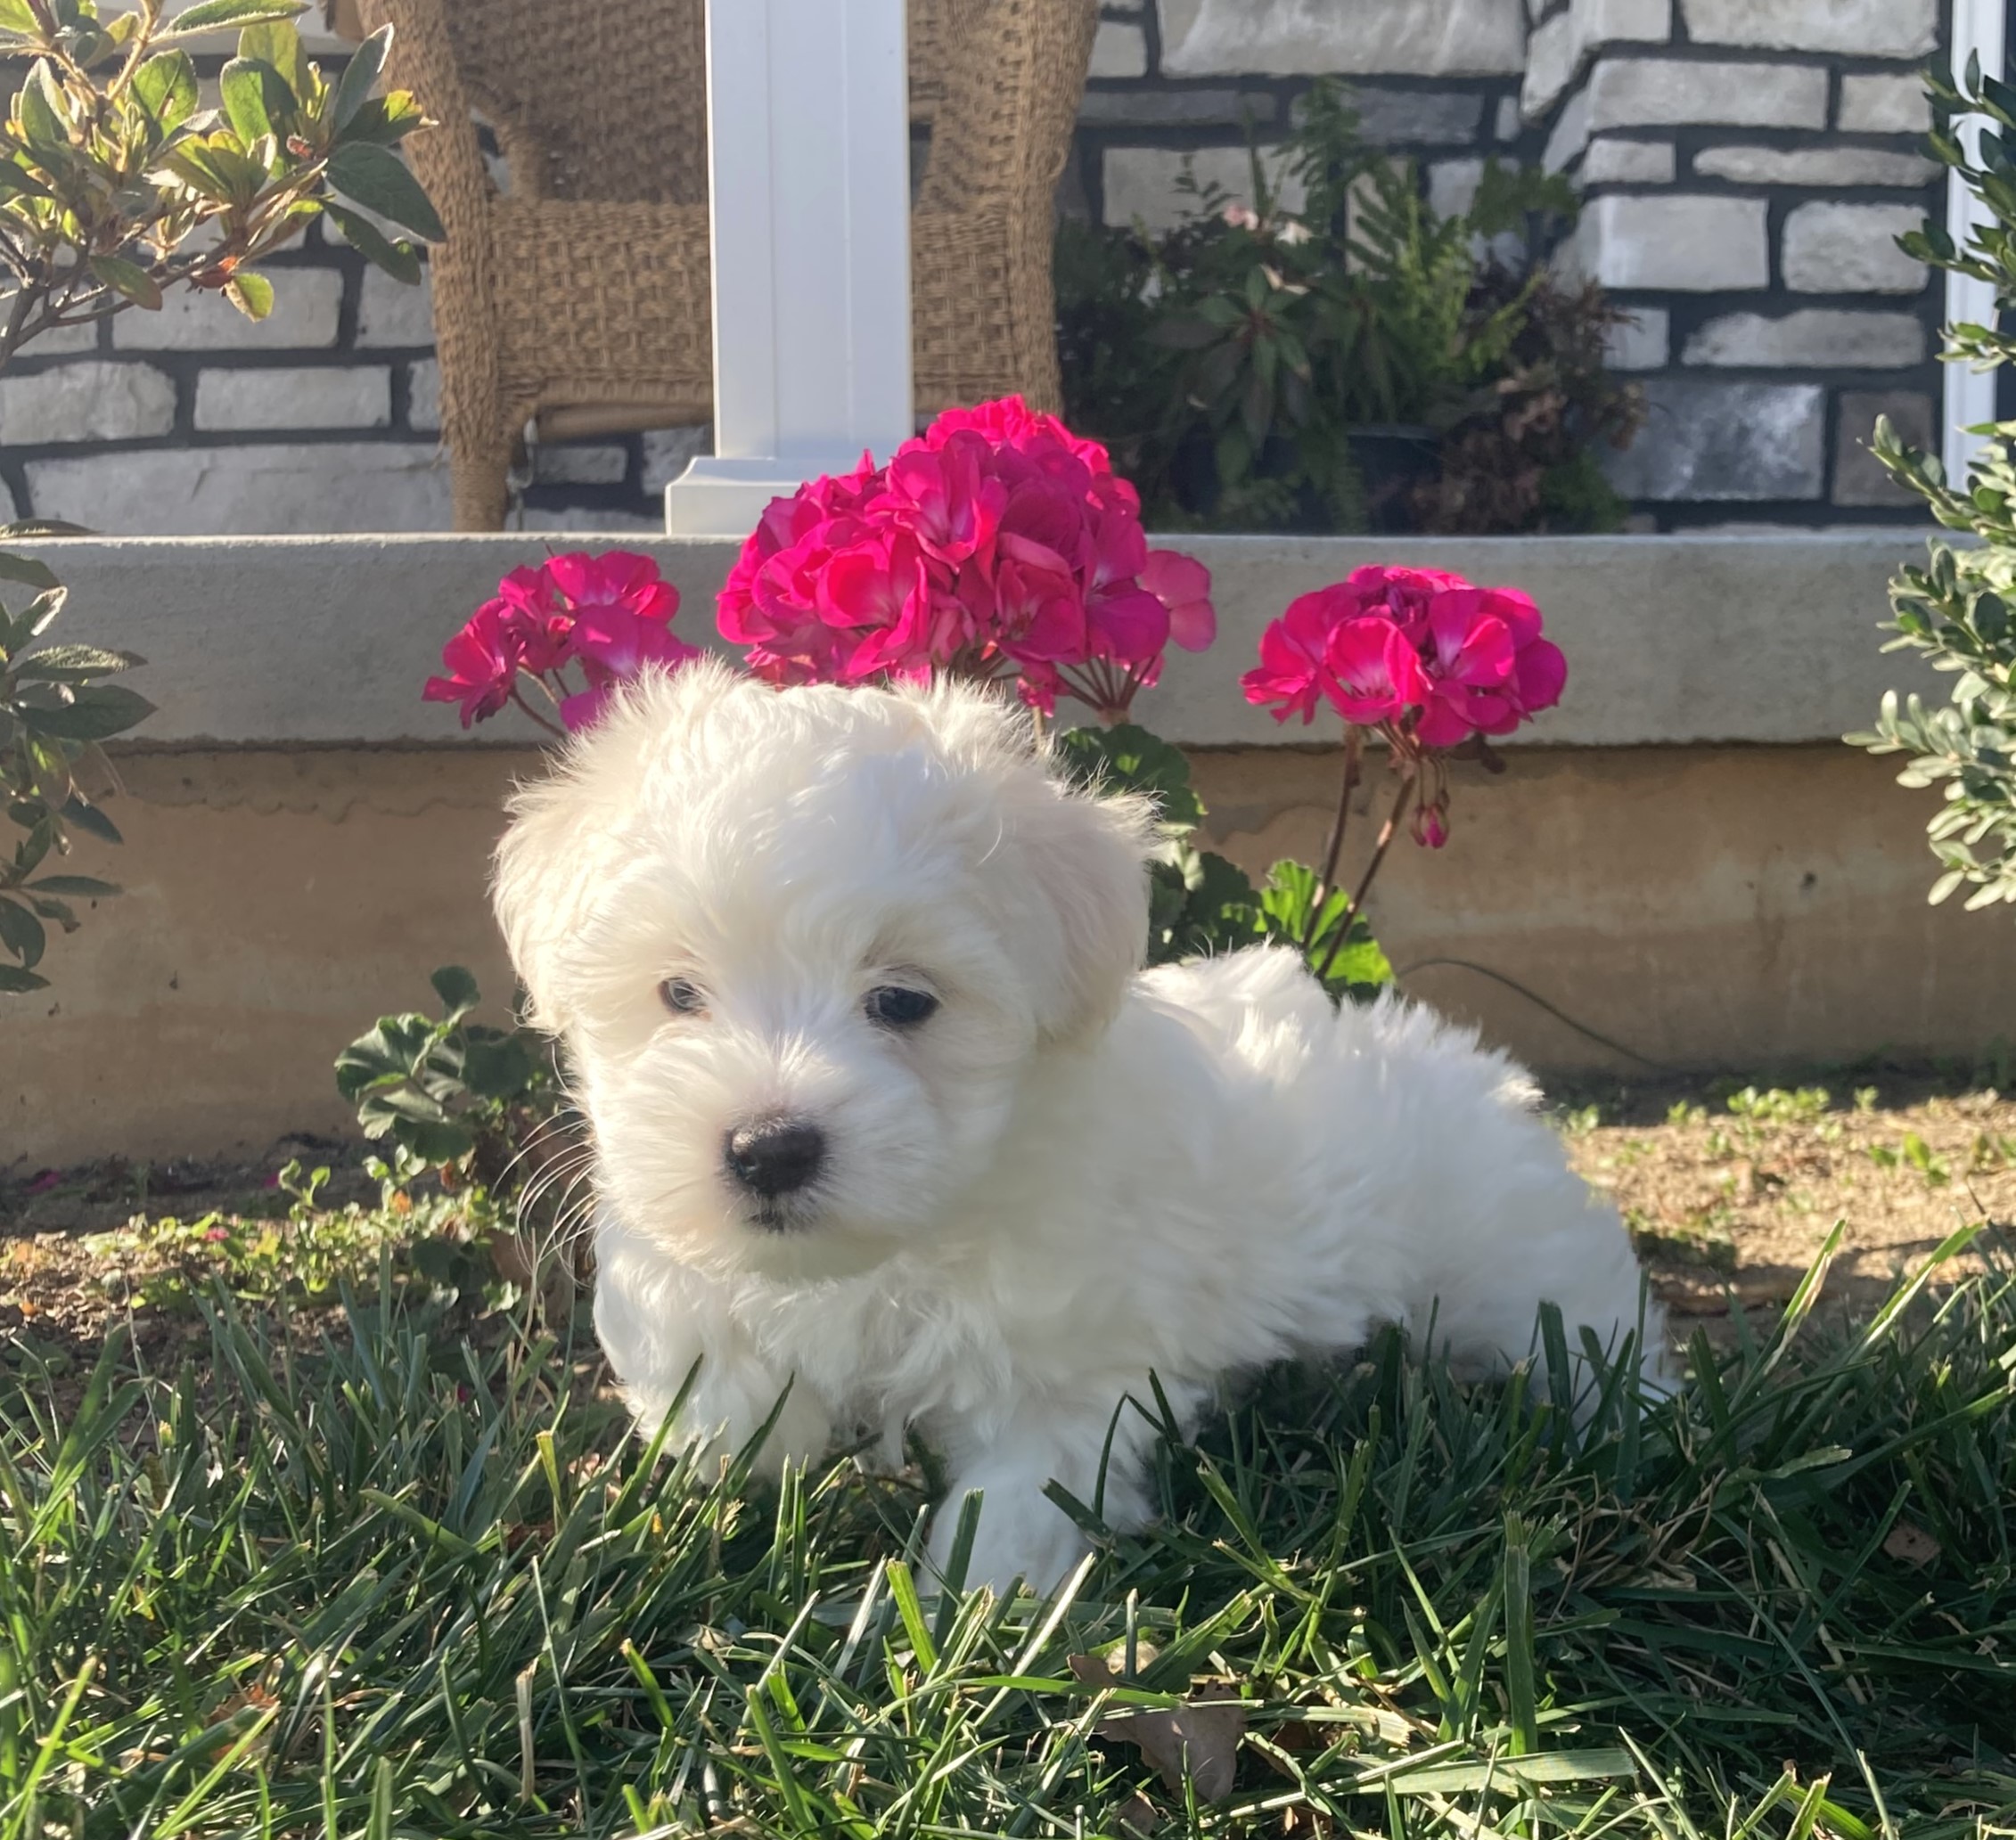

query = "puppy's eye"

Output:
[[660, 977, 706, 1016], [865, 985, 938, 1029]]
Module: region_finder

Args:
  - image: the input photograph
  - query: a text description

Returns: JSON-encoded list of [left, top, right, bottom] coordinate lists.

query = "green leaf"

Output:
[[0, 895, 46, 969], [0, 962, 48, 993], [334, 89, 425, 147], [13, 643, 141, 681], [1054, 722, 1205, 830], [17, 59, 66, 150], [224, 271, 274, 321], [132, 48, 199, 135], [0, 552, 60, 593], [461, 1033, 537, 1101], [323, 202, 421, 283], [20, 684, 154, 741], [386, 1116, 477, 1165], [329, 23, 389, 133], [219, 56, 280, 143], [240, 19, 311, 101], [26, 874, 117, 897], [324, 141, 444, 242], [86, 255, 162, 310], [0, 0, 39, 37], [162, 0, 306, 35], [429, 964, 480, 1019], [60, 794, 120, 845]]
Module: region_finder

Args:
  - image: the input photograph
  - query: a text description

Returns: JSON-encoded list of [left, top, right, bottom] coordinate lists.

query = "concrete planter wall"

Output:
[[6, 529, 2004, 1167]]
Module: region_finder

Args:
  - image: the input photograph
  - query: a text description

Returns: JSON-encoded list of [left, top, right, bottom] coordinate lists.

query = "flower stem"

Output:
[[1304, 724, 1364, 950], [1315, 764, 1414, 984], [509, 683, 567, 740]]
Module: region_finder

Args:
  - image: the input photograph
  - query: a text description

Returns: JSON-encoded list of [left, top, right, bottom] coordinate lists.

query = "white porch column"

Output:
[[663, 0, 914, 536], [1945, 0, 2005, 490]]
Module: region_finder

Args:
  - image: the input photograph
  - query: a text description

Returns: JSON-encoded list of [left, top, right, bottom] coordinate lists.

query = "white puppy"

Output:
[[495, 661, 1668, 1594]]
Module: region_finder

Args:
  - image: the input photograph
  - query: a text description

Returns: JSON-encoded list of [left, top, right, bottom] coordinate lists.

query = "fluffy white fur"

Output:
[[494, 661, 1669, 1594]]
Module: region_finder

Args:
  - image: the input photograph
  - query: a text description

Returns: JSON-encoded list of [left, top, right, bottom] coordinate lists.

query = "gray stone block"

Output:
[[407, 359, 440, 436], [1428, 157, 1486, 221], [1156, 0, 1527, 77], [1834, 391, 1932, 506], [1604, 306, 1669, 371], [1683, 310, 1926, 370], [1837, 74, 1932, 137], [1580, 136, 1676, 184], [1077, 88, 1268, 127], [1520, 0, 1673, 121], [1692, 145, 1935, 188], [356, 266, 436, 348], [518, 508, 665, 534], [1782, 203, 1928, 295], [1564, 193, 1769, 290], [1090, 18, 1150, 78], [531, 442, 630, 486], [111, 273, 342, 350], [1496, 94, 1521, 141], [1522, 11, 1577, 118], [1681, 0, 1936, 57], [1544, 86, 1593, 170], [194, 365, 393, 432], [17, 319, 99, 356], [1586, 57, 1828, 131], [1102, 143, 1304, 232], [641, 425, 713, 494], [0, 362, 175, 443], [1353, 88, 1486, 144], [25, 443, 453, 534], [1604, 378, 1825, 501]]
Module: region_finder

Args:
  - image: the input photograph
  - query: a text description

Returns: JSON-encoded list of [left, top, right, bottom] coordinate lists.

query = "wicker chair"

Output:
[[359, 0, 1097, 529]]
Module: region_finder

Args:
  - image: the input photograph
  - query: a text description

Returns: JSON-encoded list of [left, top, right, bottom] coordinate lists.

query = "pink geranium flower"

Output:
[[1328, 617, 1430, 724], [715, 396, 1216, 722], [1242, 565, 1568, 849], [422, 597, 526, 728], [424, 550, 696, 738], [1240, 587, 1344, 724]]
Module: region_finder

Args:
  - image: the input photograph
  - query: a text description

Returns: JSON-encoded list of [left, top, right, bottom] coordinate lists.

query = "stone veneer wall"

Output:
[[1526, 0, 1945, 526], [0, 0, 1948, 535]]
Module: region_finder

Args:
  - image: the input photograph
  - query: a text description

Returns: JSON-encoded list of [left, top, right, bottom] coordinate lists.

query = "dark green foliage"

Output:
[[1055, 83, 1641, 536], [337, 966, 569, 1190], [0, 529, 149, 993], [1056, 721, 1393, 1002]]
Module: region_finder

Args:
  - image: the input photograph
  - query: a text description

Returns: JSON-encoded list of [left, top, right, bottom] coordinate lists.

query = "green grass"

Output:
[[0, 1224, 2012, 1838]]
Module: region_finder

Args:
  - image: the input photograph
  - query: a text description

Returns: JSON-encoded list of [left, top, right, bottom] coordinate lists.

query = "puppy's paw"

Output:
[[928, 1479, 1093, 1599]]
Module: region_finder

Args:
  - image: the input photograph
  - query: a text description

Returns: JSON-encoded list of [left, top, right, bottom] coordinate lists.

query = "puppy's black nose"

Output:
[[724, 1117, 826, 1199]]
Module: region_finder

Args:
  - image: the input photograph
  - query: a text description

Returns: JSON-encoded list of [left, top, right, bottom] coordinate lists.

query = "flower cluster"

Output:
[[422, 551, 698, 735], [1242, 565, 1566, 846], [717, 397, 1215, 720]]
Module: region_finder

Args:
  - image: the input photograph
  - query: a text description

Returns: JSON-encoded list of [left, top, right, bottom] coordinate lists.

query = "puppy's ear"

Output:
[[493, 765, 604, 1034], [492, 658, 739, 1032], [997, 765, 1154, 1043]]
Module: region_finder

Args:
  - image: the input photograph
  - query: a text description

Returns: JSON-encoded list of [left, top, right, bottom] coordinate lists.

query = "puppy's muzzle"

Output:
[[723, 1116, 827, 1202]]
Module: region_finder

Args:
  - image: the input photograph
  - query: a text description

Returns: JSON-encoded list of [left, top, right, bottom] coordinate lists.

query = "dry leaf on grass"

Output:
[[1883, 1520, 1941, 1566], [1069, 1653, 1247, 1803]]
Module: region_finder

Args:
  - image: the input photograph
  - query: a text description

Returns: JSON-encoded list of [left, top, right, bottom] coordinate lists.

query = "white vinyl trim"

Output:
[[1946, 0, 2006, 488]]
